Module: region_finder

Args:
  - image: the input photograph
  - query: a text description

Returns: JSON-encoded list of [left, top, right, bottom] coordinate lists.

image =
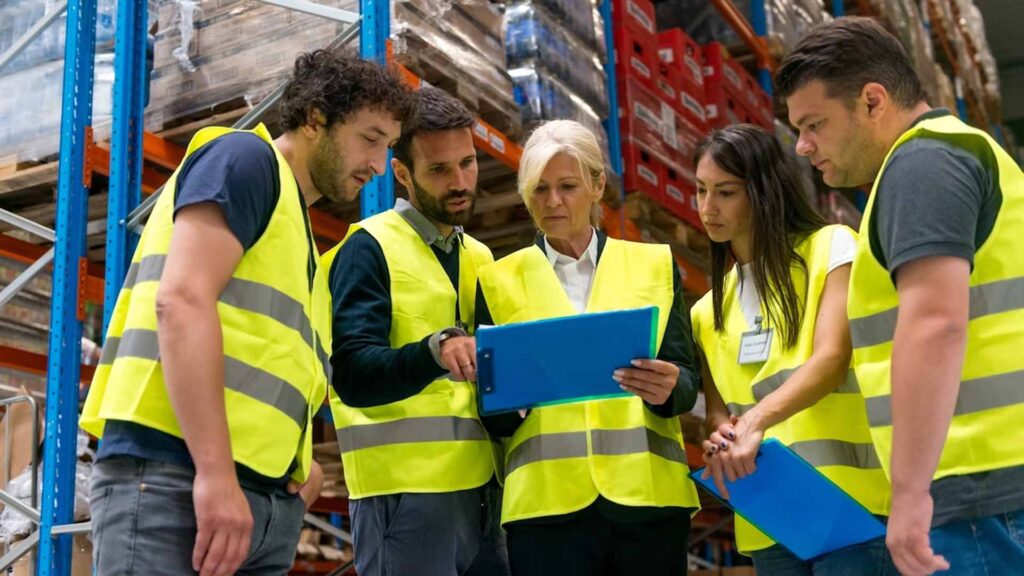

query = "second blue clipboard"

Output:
[[476, 306, 657, 415], [690, 438, 886, 561]]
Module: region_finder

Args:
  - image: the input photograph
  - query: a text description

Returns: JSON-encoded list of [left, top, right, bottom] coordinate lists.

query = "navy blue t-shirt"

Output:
[[96, 132, 290, 492]]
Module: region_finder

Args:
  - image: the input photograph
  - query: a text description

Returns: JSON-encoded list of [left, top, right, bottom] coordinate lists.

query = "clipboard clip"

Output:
[[477, 348, 495, 393], [754, 315, 764, 334]]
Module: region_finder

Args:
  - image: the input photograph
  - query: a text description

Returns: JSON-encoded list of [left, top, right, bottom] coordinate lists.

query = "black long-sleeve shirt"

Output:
[[328, 200, 462, 408]]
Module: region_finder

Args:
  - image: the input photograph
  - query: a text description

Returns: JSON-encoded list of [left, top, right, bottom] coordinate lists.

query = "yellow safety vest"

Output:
[[692, 225, 890, 552], [81, 124, 331, 482], [848, 114, 1024, 482], [478, 237, 701, 525], [324, 209, 500, 499]]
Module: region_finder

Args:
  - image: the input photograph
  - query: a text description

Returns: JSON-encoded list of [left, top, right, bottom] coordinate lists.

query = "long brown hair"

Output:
[[694, 125, 827, 348]]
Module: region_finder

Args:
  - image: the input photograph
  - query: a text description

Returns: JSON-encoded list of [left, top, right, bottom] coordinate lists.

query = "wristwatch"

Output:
[[437, 326, 469, 347]]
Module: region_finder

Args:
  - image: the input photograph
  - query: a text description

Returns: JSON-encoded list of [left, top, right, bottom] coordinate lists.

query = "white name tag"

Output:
[[738, 328, 772, 364]]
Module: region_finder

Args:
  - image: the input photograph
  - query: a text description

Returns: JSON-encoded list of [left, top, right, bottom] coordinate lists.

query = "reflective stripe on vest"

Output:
[[115, 253, 331, 379], [725, 367, 861, 416], [335, 415, 490, 453], [851, 276, 1024, 349], [325, 210, 499, 499], [80, 123, 330, 482], [505, 427, 689, 476], [102, 329, 308, 426], [479, 237, 701, 524], [848, 114, 1024, 482], [692, 225, 890, 553]]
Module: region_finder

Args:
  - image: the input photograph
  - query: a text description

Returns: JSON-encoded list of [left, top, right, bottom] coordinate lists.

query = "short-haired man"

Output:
[[778, 16, 1024, 575], [82, 51, 415, 576], [324, 86, 509, 575]]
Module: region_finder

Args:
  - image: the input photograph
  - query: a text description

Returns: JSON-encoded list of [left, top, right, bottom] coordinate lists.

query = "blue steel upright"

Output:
[[41, 0, 98, 573], [832, 0, 844, 16], [600, 0, 623, 177], [104, 0, 148, 335], [749, 0, 773, 95], [359, 0, 394, 218]]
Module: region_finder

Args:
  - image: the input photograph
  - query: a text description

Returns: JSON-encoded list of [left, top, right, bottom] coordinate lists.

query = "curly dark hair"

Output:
[[279, 50, 417, 131]]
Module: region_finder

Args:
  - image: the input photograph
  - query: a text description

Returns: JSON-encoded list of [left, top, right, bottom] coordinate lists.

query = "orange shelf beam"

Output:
[[0, 344, 95, 384], [710, 0, 777, 72]]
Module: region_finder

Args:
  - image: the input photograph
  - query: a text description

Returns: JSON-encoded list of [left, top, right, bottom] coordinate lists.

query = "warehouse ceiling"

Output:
[[973, 0, 1024, 148]]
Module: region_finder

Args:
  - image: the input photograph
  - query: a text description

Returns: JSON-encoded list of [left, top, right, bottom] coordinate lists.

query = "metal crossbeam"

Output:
[[0, 2, 69, 74], [0, 530, 39, 572], [254, 0, 359, 24], [0, 247, 55, 310], [0, 489, 41, 525], [50, 521, 91, 535], [0, 209, 56, 242], [304, 512, 353, 544]]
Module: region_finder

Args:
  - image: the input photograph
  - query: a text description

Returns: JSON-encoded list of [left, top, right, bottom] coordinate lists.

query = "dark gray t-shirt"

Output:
[[870, 108, 1024, 526]]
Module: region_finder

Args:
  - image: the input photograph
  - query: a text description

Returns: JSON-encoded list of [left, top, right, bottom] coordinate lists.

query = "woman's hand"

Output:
[[613, 359, 679, 405], [701, 415, 763, 499]]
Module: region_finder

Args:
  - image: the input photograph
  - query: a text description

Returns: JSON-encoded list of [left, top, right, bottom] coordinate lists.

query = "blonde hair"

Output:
[[518, 120, 606, 204]]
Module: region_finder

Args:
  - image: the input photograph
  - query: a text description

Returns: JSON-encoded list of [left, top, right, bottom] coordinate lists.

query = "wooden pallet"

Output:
[[397, 36, 523, 142]]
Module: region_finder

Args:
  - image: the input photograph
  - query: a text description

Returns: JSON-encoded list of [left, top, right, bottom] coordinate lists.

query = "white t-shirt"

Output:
[[544, 228, 599, 314], [737, 227, 856, 329]]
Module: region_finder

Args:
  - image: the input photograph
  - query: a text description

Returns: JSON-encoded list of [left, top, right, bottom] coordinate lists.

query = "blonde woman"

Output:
[[473, 120, 701, 576]]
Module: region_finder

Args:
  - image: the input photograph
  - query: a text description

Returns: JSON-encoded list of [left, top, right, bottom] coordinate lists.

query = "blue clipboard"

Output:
[[476, 307, 658, 415], [689, 438, 886, 561]]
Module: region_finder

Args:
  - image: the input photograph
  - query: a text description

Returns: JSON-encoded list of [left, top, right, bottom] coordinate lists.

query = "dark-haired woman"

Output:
[[691, 125, 896, 574]]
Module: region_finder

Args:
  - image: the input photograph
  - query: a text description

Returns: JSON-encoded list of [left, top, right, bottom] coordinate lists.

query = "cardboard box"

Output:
[[11, 533, 92, 576]]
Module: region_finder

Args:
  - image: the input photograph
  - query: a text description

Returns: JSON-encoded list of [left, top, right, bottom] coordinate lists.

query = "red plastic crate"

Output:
[[678, 81, 708, 129], [662, 160, 702, 229], [618, 76, 673, 160], [614, 25, 657, 89], [613, 0, 656, 36], [703, 79, 744, 129], [657, 28, 703, 92], [702, 43, 745, 98], [748, 89, 775, 129], [622, 138, 663, 200], [667, 109, 705, 167], [655, 59, 681, 110]]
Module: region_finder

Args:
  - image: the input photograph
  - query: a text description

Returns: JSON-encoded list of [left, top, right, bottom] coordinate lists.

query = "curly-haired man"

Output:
[[82, 51, 416, 576]]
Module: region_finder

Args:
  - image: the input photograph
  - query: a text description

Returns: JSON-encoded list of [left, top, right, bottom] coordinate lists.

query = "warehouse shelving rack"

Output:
[[12, 0, 1003, 573], [16, 0, 619, 572]]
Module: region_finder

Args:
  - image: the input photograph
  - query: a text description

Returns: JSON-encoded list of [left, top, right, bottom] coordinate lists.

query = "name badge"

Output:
[[738, 328, 772, 364]]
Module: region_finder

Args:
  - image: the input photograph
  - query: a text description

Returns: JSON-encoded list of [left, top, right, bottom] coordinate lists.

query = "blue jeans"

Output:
[[751, 537, 898, 576], [90, 457, 305, 575], [930, 508, 1024, 575], [350, 482, 510, 576]]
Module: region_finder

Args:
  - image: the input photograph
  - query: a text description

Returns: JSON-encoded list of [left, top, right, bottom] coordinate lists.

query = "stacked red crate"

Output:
[[662, 162, 702, 229], [657, 28, 703, 96], [702, 42, 774, 130], [612, 0, 658, 90], [622, 137, 663, 202], [614, 0, 663, 201]]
